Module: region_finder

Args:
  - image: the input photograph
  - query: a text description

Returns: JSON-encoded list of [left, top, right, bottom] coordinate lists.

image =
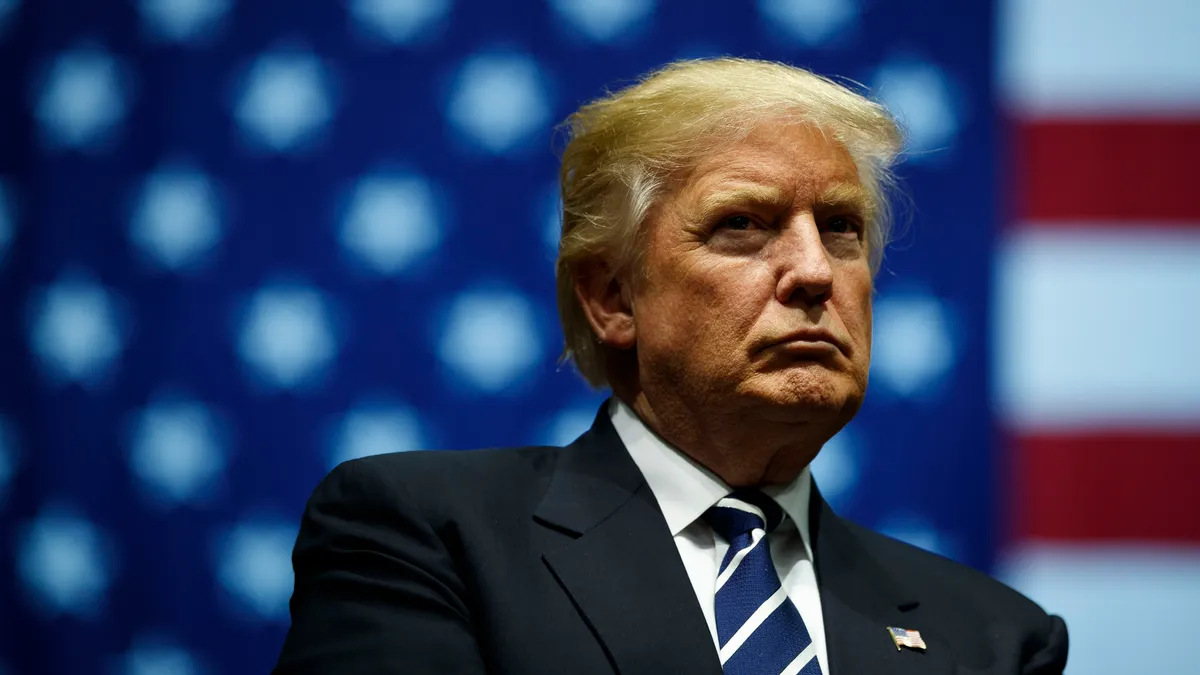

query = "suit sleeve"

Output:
[[272, 458, 488, 675], [1022, 614, 1068, 675]]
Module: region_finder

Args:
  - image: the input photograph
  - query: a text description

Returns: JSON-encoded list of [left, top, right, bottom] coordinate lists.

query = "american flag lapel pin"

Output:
[[887, 626, 927, 652]]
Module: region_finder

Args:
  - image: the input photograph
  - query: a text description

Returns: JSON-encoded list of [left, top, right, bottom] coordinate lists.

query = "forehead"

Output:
[[680, 123, 861, 200]]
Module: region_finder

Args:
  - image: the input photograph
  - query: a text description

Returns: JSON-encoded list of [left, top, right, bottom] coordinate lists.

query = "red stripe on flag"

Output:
[[1012, 431, 1200, 543], [1013, 119, 1200, 223]]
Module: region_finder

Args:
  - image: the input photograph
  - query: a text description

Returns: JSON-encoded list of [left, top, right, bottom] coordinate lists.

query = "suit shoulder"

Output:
[[842, 518, 1051, 622], [338, 443, 559, 479], [320, 444, 562, 513]]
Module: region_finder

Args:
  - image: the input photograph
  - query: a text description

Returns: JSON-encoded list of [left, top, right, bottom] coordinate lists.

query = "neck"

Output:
[[612, 383, 834, 488]]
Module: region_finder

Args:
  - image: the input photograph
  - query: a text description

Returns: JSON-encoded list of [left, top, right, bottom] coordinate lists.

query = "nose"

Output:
[[775, 216, 834, 305]]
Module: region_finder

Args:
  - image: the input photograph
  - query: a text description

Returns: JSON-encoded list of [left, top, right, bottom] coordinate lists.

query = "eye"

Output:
[[717, 214, 758, 231], [824, 215, 863, 236]]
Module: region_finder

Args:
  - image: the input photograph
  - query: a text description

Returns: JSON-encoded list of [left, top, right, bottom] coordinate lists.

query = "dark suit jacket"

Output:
[[273, 406, 1068, 674]]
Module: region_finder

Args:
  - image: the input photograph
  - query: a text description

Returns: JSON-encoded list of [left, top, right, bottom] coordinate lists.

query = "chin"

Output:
[[743, 367, 864, 420]]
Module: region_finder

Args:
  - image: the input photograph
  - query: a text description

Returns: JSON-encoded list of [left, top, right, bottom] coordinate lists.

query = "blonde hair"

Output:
[[555, 57, 905, 388]]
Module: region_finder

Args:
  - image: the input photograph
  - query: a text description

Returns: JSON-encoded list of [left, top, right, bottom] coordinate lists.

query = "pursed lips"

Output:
[[762, 329, 848, 356]]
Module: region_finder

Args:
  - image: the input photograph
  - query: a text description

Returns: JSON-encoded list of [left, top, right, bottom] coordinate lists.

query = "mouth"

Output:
[[762, 330, 848, 357]]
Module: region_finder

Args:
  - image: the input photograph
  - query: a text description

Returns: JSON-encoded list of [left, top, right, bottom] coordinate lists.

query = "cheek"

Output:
[[641, 262, 767, 347], [855, 293, 872, 337], [838, 272, 874, 346], [684, 262, 770, 319]]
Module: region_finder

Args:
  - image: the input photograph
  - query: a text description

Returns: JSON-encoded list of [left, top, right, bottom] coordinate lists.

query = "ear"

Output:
[[573, 259, 636, 350]]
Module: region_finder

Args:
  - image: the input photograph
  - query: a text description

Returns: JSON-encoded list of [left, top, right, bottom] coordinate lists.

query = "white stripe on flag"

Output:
[[998, 544, 1200, 674], [999, 0, 1200, 116], [994, 227, 1200, 430]]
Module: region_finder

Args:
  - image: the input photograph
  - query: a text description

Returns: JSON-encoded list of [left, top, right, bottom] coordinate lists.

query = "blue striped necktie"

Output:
[[704, 490, 823, 675]]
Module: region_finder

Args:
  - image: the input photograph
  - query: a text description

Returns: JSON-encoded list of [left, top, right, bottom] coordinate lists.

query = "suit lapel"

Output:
[[533, 404, 956, 675], [810, 484, 953, 675], [535, 404, 722, 675]]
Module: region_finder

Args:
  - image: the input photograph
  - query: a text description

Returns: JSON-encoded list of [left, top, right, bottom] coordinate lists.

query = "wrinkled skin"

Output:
[[577, 123, 875, 487]]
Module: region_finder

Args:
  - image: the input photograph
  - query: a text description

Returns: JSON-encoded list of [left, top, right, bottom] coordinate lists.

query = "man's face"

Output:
[[630, 123, 874, 425]]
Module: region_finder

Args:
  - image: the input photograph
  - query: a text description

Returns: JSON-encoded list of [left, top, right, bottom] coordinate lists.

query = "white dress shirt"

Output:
[[610, 398, 829, 673]]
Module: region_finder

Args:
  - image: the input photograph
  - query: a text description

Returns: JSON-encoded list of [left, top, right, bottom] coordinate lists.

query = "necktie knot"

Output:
[[704, 489, 784, 542], [704, 488, 822, 673]]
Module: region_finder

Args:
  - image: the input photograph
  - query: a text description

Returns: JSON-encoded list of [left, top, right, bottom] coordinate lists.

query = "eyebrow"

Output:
[[817, 182, 875, 219], [692, 184, 790, 217], [689, 182, 874, 220]]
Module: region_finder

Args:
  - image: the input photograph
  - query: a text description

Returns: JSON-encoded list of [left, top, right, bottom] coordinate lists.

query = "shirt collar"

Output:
[[609, 398, 814, 560]]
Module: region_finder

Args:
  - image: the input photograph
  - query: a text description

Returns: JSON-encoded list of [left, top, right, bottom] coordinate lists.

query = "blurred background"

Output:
[[1, 0, 1197, 673]]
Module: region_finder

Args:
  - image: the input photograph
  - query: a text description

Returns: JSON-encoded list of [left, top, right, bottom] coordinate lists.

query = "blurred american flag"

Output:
[[995, 1, 1200, 673]]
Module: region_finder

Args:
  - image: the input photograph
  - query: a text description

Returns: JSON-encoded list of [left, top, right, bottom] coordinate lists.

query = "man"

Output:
[[273, 57, 1068, 674]]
